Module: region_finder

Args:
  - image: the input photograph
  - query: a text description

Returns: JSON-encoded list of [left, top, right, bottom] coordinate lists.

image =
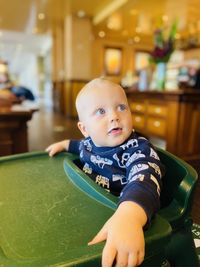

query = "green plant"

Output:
[[150, 21, 177, 63]]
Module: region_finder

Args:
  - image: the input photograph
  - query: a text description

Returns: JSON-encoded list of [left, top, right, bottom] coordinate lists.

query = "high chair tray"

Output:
[[0, 152, 171, 267]]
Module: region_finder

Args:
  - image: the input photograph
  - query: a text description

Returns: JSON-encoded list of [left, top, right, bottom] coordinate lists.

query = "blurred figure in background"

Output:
[[178, 65, 200, 89], [0, 60, 35, 105]]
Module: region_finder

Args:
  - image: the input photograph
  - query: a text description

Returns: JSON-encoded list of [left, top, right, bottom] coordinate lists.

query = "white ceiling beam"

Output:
[[93, 0, 128, 25]]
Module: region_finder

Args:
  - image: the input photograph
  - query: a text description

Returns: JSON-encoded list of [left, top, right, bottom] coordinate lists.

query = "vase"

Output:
[[155, 62, 167, 90]]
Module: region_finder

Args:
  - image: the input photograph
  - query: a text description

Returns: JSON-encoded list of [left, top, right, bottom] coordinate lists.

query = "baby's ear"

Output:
[[77, 121, 89, 138]]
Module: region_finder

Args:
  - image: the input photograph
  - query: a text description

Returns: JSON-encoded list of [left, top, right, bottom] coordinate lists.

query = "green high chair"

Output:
[[156, 148, 199, 266], [0, 148, 198, 266], [63, 148, 199, 266]]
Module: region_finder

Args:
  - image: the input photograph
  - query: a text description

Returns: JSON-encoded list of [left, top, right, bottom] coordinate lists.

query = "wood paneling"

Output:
[[63, 80, 88, 118]]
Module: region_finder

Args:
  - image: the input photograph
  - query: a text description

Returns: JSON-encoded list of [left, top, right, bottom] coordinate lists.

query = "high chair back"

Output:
[[156, 148, 199, 266]]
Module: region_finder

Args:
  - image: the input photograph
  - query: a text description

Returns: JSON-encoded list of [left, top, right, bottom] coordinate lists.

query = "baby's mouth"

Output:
[[108, 127, 122, 135]]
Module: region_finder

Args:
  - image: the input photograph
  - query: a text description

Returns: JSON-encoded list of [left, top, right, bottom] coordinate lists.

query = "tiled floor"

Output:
[[28, 104, 82, 152]]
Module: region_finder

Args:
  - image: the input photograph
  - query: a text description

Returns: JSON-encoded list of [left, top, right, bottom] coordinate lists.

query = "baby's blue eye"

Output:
[[118, 104, 127, 111], [95, 108, 105, 115]]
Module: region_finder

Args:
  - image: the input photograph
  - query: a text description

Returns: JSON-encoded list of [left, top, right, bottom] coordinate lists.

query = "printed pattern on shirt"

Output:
[[126, 150, 145, 167], [95, 175, 110, 189], [90, 155, 113, 168], [150, 174, 161, 195], [127, 173, 145, 183], [68, 131, 164, 221], [83, 139, 92, 151], [150, 147, 160, 160], [83, 163, 92, 174], [127, 163, 149, 181], [112, 174, 127, 185], [120, 138, 139, 150], [113, 152, 129, 168]]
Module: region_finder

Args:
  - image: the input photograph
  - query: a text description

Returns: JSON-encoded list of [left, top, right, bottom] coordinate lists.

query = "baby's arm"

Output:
[[88, 139, 163, 266], [46, 140, 70, 157], [88, 201, 147, 267]]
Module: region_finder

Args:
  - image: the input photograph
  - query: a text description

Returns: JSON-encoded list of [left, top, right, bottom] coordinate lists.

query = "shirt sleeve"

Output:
[[68, 140, 81, 154], [118, 138, 164, 223]]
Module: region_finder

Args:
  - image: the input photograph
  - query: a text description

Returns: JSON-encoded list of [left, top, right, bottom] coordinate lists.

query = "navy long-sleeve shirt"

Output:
[[68, 131, 164, 222]]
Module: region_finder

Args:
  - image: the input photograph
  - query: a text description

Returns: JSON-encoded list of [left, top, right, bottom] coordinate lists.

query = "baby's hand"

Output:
[[88, 201, 147, 267], [46, 140, 69, 157]]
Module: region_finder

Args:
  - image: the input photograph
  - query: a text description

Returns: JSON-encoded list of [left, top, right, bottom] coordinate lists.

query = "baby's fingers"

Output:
[[102, 242, 116, 267], [45, 146, 56, 157], [127, 253, 138, 267], [88, 225, 107, 245], [45, 146, 51, 152], [115, 251, 128, 267], [127, 251, 144, 267]]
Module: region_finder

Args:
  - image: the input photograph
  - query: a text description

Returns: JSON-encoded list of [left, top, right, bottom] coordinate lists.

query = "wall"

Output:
[[64, 15, 92, 80], [92, 37, 152, 83], [52, 13, 154, 83]]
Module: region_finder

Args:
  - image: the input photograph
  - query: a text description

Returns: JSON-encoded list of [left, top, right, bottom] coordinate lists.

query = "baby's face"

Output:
[[77, 82, 133, 147]]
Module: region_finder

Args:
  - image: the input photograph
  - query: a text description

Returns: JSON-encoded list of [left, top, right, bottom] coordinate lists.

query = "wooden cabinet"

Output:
[[126, 89, 200, 160], [0, 108, 33, 156]]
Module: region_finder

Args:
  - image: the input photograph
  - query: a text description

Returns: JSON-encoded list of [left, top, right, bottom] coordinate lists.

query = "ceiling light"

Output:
[[77, 10, 86, 18], [93, 0, 128, 25], [98, 31, 106, 38], [107, 13, 122, 30], [134, 36, 140, 43], [38, 13, 45, 20]]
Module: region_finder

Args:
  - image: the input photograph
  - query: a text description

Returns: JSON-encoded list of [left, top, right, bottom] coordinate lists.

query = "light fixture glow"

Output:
[[77, 10, 86, 18], [93, 0, 128, 25], [107, 13, 122, 30], [134, 36, 140, 43], [162, 15, 168, 22], [38, 13, 45, 20], [98, 31, 106, 38]]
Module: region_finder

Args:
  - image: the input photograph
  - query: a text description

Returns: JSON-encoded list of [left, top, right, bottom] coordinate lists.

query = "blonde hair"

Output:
[[75, 78, 124, 120]]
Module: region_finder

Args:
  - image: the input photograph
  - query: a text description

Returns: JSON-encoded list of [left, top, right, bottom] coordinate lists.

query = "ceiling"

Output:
[[0, 0, 200, 37], [0, 0, 200, 75]]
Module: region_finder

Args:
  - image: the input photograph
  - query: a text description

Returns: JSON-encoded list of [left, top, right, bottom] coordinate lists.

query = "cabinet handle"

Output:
[[155, 107, 161, 113], [154, 121, 161, 127], [136, 105, 142, 111]]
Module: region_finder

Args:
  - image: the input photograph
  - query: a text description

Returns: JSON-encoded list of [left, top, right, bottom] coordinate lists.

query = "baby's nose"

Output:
[[110, 111, 119, 122]]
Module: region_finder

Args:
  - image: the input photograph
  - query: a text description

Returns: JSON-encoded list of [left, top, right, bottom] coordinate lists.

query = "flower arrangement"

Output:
[[150, 22, 177, 63]]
